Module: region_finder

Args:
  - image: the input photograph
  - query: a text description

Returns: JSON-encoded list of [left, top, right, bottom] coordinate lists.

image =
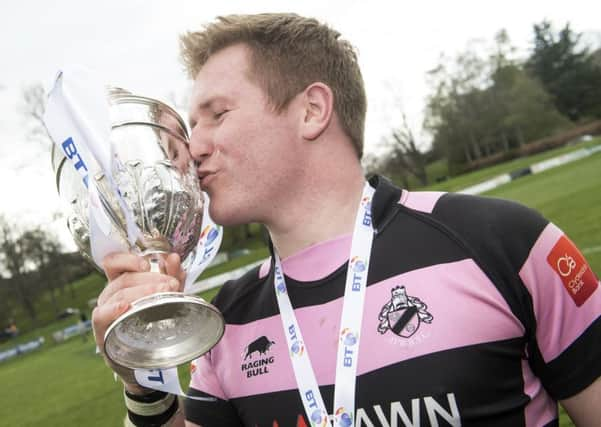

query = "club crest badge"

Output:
[[378, 286, 433, 337]]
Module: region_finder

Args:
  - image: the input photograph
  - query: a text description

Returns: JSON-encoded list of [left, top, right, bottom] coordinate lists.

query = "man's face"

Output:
[[188, 44, 302, 226]]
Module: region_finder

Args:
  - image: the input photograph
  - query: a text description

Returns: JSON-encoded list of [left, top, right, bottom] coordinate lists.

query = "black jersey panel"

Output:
[[355, 337, 529, 427], [213, 268, 279, 325], [533, 314, 601, 400], [430, 193, 548, 274], [227, 337, 532, 427], [213, 266, 268, 314], [367, 208, 469, 286], [212, 265, 263, 309], [184, 388, 244, 427], [368, 174, 403, 232]]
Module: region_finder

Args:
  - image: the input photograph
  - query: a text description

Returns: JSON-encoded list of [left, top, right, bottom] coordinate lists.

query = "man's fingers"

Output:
[[103, 277, 181, 307], [165, 253, 186, 291], [103, 252, 150, 281], [93, 275, 178, 345], [97, 272, 162, 306], [95, 252, 183, 342], [92, 300, 130, 347]]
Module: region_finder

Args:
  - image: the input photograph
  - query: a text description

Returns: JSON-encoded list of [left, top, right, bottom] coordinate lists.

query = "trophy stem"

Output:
[[142, 251, 168, 274]]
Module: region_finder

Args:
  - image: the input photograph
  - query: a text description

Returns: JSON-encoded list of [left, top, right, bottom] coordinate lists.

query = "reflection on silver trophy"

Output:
[[51, 87, 224, 369]]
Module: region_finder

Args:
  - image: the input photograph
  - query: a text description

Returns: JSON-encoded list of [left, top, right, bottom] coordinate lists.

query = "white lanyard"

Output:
[[274, 183, 375, 427]]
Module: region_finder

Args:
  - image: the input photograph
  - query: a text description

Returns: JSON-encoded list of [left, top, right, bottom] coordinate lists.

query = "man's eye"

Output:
[[213, 110, 228, 120]]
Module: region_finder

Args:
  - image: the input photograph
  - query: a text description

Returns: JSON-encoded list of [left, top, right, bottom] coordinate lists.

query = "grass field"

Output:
[[1, 147, 599, 426], [487, 151, 601, 273], [421, 137, 601, 193]]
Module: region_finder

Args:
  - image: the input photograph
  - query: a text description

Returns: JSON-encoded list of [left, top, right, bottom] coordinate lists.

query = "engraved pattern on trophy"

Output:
[[107, 90, 204, 263]]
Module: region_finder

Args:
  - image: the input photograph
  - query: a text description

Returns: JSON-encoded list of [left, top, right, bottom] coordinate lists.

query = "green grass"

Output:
[[486, 152, 601, 273], [3, 150, 600, 426], [423, 137, 601, 192], [1, 337, 125, 426]]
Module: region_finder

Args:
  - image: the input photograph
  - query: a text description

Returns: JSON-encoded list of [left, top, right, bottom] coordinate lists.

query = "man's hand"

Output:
[[92, 252, 186, 394]]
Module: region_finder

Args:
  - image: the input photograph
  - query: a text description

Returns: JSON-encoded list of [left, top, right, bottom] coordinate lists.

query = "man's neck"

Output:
[[266, 169, 366, 259]]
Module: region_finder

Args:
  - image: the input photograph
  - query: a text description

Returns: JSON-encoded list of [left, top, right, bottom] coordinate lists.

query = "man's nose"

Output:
[[189, 124, 214, 162]]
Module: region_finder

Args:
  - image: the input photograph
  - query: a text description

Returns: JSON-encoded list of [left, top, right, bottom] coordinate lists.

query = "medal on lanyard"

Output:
[[274, 183, 375, 427]]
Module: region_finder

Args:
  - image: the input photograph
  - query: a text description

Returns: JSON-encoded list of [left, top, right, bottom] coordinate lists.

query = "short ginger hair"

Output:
[[180, 13, 367, 158]]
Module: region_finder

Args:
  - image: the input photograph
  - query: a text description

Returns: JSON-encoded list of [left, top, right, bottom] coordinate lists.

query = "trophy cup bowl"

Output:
[[51, 88, 224, 369]]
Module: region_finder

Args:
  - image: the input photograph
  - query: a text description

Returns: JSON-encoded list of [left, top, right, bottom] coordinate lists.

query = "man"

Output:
[[92, 13, 601, 427]]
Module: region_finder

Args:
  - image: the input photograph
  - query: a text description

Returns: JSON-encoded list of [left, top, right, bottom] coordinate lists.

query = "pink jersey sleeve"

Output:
[[519, 222, 601, 363], [189, 351, 228, 400]]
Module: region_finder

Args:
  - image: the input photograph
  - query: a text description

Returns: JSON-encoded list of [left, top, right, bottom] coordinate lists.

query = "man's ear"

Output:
[[300, 82, 334, 141]]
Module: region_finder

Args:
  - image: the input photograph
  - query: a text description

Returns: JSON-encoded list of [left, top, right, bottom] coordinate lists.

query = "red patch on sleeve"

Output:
[[547, 235, 599, 306]]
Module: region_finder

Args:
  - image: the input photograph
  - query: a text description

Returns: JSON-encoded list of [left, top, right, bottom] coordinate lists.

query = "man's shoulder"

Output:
[[371, 176, 547, 238], [394, 190, 550, 275], [397, 188, 547, 235], [427, 192, 548, 240]]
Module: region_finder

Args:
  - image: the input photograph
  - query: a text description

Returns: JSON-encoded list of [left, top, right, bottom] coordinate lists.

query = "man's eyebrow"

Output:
[[188, 99, 213, 128], [189, 96, 228, 127], [196, 99, 214, 111], [197, 96, 228, 111]]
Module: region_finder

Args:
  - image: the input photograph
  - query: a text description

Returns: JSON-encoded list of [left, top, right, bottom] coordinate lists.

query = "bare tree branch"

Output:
[[387, 113, 429, 186], [20, 83, 50, 147]]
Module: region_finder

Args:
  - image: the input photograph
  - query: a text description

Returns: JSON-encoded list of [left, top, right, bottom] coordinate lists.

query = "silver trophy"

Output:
[[51, 87, 224, 369]]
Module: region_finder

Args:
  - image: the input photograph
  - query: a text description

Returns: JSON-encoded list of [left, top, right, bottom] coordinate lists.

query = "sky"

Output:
[[1, 0, 600, 249]]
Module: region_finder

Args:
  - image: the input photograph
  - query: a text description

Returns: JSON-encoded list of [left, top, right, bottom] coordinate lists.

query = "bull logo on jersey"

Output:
[[378, 286, 433, 337], [244, 336, 275, 359], [241, 336, 276, 378]]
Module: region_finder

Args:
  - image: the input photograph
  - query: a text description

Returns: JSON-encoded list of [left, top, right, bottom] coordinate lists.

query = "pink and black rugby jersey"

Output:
[[184, 175, 601, 427]]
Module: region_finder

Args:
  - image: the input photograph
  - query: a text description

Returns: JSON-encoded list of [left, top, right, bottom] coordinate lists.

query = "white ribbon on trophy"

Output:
[[44, 65, 131, 264], [184, 198, 223, 291]]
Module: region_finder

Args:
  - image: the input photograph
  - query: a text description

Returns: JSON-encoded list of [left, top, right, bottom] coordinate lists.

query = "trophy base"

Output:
[[104, 292, 225, 369]]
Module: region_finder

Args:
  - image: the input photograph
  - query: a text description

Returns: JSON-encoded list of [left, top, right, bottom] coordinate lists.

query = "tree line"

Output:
[[0, 216, 94, 328], [367, 20, 601, 183]]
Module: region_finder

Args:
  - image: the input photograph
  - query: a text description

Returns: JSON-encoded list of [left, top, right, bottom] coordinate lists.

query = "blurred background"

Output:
[[1, 1, 600, 425]]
